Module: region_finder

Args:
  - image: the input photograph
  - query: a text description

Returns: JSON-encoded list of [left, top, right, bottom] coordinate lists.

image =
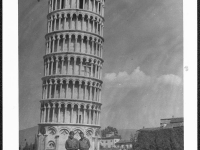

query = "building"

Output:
[[100, 135, 121, 149], [160, 117, 183, 128], [37, 0, 105, 150], [115, 140, 132, 150]]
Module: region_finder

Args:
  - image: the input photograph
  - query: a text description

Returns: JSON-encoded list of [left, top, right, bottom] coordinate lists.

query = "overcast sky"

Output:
[[19, 0, 183, 130]]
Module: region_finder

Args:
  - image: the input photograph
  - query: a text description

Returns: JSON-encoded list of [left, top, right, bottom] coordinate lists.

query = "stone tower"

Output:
[[37, 0, 105, 150]]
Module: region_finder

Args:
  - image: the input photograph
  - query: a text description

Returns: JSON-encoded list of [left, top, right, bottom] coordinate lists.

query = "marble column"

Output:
[[55, 135, 59, 150], [49, 38, 52, 53], [79, 82, 81, 99], [52, 103, 55, 122], [59, 0, 62, 9], [74, 57, 76, 75], [97, 1, 99, 14], [75, 35, 78, 52], [51, 0, 54, 11], [57, 36, 60, 52], [71, 105, 74, 123], [43, 105, 46, 123], [84, 84, 87, 100], [98, 111, 101, 125], [45, 83, 48, 99], [67, 57, 70, 74], [76, 15, 78, 30], [49, 81, 52, 98], [54, 80, 57, 98], [82, 16, 84, 31], [44, 61, 47, 76], [64, 104, 67, 123], [84, 107, 86, 124], [40, 107, 43, 123], [61, 57, 64, 74], [91, 61, 93, 77], [54, 16, 57, 31], [52, 36, 55, 52], [37, 134, 42, 150], [70, 14, 72, 30], [58, 103, 61, 122], [81, 36, 84, 53], [72, 81, 75, 99], [77, 107, 80, 123], [58, 16, 61, 30], [55, 0, 57, 10], [89, 108, 91, 124], [93, 85, 96, 101], [91, 39, 94, 55], [44, 134, 48, 150], [62, 36, 66, 51], [47, 104, 51, 122], [60, 80, 63, 98], [92, 19, 95, 33], [68, 35, 71, 51], [83, 0, 85, 9], [56, 57, 59, 74], [89, 84, 92, 101], [64, 14, 67, 30], [51, 58, 54, 75], [47, 60, 50, 75], [66, 81, 69, 98], [80, 58, 83, 75]]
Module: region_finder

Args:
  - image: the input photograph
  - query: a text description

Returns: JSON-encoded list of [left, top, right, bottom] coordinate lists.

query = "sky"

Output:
[[19, 0, 183, 130]]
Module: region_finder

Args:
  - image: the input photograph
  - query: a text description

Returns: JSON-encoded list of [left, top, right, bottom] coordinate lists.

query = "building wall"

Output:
[[116, 143, 132, 149], [38, 125, 100, 150], [100, 138, 120, 148]]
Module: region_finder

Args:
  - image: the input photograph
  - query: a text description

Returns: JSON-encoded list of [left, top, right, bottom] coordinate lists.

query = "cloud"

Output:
[[104, 67, 182, 88], [104, 67, 151, 88], [157, 74, 182, 86]]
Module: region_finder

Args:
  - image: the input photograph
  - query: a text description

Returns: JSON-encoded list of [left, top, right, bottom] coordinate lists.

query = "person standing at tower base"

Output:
[[79, 131, 90, 150], [65, 131, 79, 150]]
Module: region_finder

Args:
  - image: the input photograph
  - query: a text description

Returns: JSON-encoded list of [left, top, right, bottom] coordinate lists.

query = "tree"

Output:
[[101, 126, 119, 137], [33, 134, 37, 150], [130, 133, 135, 142]]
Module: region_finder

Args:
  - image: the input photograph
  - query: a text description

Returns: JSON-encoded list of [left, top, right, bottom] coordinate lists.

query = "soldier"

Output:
[[79, 131, 90, 150], [65, 131, 79, 150]]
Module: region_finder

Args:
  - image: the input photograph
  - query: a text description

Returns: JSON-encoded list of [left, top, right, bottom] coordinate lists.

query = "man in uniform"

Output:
[[65, 131, 79, 150], [79, 131, 90, 150]]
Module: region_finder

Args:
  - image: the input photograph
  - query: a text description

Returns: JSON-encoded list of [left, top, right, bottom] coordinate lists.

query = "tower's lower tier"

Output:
[[37, 124, 101, 150]]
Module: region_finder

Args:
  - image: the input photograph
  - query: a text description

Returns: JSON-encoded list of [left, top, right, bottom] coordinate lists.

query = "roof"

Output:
[[101, 136, 121, 140], [160, 117, 183, 122], [115, 140, 132, 145], [137, 127, 161, 131], [170, 118, 183, 123]]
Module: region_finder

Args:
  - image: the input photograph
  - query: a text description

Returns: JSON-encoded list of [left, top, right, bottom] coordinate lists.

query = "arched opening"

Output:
[[47, 141, 56, 149], [60, 103, 65, 122], [61, 14, 65, 30], [61, 0, 65, 9], [68, 80, 73, 99], [55, 103, 59, 122], [74, 81, 79, 99], [79, 0, 83, 9]]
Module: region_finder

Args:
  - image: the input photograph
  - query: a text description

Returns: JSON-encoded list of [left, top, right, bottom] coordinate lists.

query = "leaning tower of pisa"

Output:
[[37, 0, 105, 150]]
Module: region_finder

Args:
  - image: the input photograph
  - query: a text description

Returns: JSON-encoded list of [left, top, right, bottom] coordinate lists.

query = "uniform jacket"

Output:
[[79, 137, 90, 150], [65, 137, 79, 150]]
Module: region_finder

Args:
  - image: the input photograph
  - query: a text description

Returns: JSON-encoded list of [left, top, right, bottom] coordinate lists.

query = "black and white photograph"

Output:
[[2, 0, 197, 150]]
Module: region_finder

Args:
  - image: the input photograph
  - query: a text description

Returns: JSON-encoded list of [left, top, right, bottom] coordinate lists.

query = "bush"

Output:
[[133, 127, 183, 150]]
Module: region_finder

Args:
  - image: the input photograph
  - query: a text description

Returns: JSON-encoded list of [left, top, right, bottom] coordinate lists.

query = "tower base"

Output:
[[37, 124, 101, 150]]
